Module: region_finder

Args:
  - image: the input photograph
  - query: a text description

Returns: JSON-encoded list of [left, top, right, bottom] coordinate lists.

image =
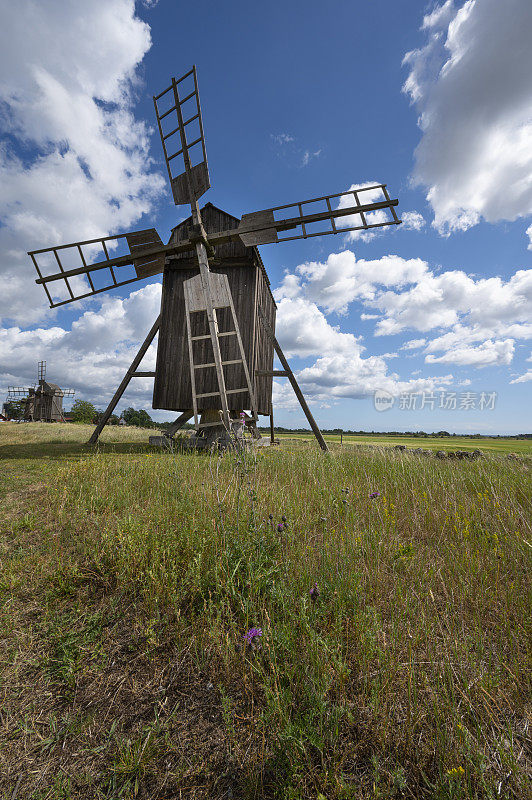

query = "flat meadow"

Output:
[[0, 423, 530, 799]]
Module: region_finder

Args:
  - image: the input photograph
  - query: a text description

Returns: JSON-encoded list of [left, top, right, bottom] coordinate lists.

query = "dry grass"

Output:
[[0, 423, 530, 799], [0, 421, 153, 447]]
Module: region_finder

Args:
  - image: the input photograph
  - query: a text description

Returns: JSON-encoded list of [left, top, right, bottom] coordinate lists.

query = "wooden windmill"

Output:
[[6, 361, 74, 422], [28, 66, 401, 450]]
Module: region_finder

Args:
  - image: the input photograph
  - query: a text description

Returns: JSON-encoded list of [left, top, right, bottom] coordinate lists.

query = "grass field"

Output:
[[0, 423, 530, 799], [275, 432, 532, 455]]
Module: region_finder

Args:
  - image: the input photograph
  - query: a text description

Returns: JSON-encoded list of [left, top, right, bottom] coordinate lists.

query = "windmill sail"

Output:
[[153, 66, 210, 206], [236, 184, 400, 247], [29, 230, 169, 308]]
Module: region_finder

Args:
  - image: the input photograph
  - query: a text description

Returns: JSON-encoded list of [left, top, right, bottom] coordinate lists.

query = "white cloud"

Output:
[[402, 211, 426, 231], [276, 250, 428, 315], [403, 0, 532, 239], [0, 0, 164, 325], [301, 149, 322, 167], [277, 245, 532, 369], [273, 294, 455, 405], [294, 353, 454, 404], [510, 370, 532, 384], [425, 338, 515, 367], [372, 269, 532, 338], [421, 0, 457, 32], [274, 296, 362, 359], [271, 133, 295, 145], [0, 284, 162, 409], [401, 338, 427, 350]]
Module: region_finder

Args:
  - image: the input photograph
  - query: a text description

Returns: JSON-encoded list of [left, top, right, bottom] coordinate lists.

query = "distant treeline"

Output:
[[263, 428, 532, 440], [19, 399, 529, 439]]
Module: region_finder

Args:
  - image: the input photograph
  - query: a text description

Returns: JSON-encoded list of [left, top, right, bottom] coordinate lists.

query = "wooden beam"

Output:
[[88, 316, 160, 444], [131, 371, 156, 377], [255, 370, 288, 377], [257, 308, 328, 453], [165, 410, 193, 437]]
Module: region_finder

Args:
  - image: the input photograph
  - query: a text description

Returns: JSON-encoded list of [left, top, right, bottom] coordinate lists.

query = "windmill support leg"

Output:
[[270, 403, 275, 444], [164, 410, 193, 437], [258, 309, 328, 453], [88, 315, 161, 445]]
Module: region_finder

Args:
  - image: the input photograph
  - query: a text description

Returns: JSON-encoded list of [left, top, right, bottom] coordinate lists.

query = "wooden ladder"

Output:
[[183, 272, 258, 432]]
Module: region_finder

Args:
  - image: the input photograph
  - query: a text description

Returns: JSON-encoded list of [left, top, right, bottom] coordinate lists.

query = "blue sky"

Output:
[[0, 0, 531, 433]]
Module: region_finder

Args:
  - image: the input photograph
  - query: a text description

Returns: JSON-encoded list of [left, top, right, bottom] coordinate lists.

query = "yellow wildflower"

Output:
[[446, 766, 465, 777]]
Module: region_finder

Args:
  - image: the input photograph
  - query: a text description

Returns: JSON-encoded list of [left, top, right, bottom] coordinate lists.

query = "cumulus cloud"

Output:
[[274, 297, 362, 359], [0, 0, 164, 325], [372, 270, 532, 338], [403, 0, 532, 240], [401, 338, 426, 350], [510, 370, 532, 384], [277, 246, 532, 368], [526, 223, 532, 250], [425, 338, 515, 367], [271, 293, 456, 406], [0, 284, 162, 409], [276, 250, 428, 315], [402, 211, 426, 231]]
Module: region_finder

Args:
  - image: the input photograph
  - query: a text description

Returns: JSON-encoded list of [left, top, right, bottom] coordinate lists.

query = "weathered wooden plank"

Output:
[[153, 203, 276, 415], [184, 272, 233, 312]]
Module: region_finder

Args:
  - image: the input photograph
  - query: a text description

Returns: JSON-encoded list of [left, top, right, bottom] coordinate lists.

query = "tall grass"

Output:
[[45, 441, 531, 798]]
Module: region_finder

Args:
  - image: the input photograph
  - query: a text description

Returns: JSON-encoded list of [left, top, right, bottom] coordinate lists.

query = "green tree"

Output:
[[121, 407, 154, 428], [70, 399, 97, 423], [4, 399, 26, 420]]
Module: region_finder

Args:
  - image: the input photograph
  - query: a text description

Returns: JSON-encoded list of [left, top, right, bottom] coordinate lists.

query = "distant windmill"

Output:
[[28, 66, 400, 450], [6, 361, 74, 422]]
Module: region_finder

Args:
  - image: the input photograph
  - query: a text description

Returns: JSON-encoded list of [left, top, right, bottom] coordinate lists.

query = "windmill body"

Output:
[[28, 66, 401, 449], [154, 204, 275, 416], [6, 362, 75, 422]]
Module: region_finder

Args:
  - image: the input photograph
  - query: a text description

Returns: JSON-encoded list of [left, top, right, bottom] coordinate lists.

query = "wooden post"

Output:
[[258, 308, 328, 453], [270, 402, 275, 444], [340, 429, 343, 445], [165, 410, 193, 437], [194, 241, 231, 430], [88, 315, 160, 444]]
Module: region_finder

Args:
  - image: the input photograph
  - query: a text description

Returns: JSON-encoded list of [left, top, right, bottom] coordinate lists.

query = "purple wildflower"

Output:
[[309, 582, 320, 602], [277, 522, 285, 532], [243, 627, 262, 645], [369, 491, 380, 499], [281, 515, 287, 523]]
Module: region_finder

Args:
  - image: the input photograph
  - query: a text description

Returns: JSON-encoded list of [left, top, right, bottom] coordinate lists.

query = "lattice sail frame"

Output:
[[238, 184, 399, 246], [28, 65, 401, 311], [29, 232, 160, 308], [153, 66, 210, 205]]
